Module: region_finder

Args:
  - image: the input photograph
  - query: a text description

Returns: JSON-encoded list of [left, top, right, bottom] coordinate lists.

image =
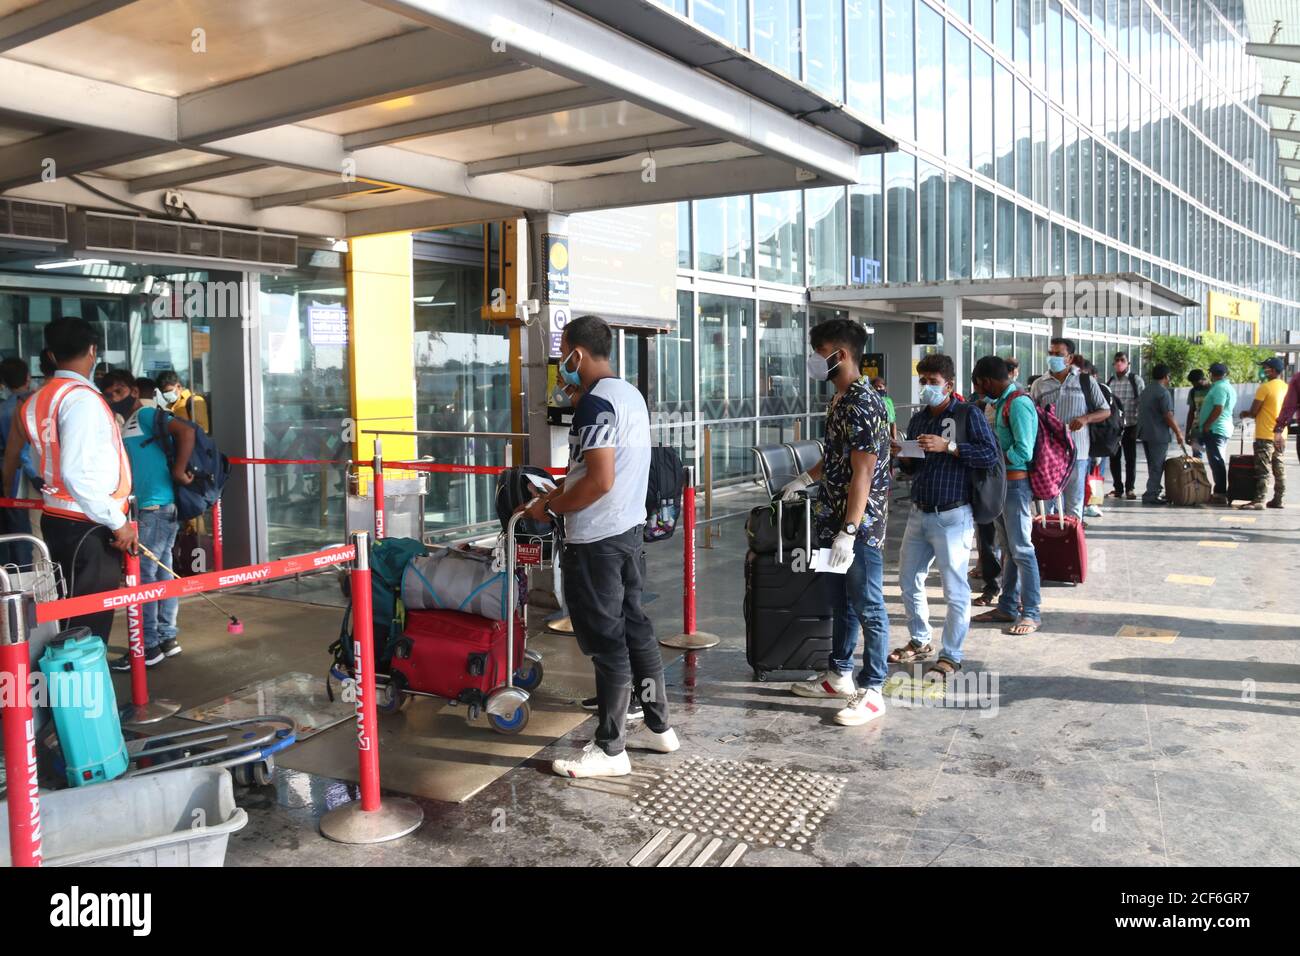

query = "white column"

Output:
[[943, 296, 965, 390]]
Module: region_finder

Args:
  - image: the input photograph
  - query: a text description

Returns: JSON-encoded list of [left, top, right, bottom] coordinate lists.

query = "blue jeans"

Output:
[[1049, 458, 1089, 520], [995, 478, 1041, 623], [898, 504, 975, 664], [1203, 433, 1228, 494], [829, 538, 889, 690], [138, 505, 180, 650], [1142, 441, 1169, 502]]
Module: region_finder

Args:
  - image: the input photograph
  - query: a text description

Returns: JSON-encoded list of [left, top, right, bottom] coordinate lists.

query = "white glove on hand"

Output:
[[828, 530, 856, 571], [779, 471, 814, 502]]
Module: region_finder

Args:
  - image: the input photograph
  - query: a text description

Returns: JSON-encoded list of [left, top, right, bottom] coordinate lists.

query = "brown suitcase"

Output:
[[1163, 454, 1212, 506]]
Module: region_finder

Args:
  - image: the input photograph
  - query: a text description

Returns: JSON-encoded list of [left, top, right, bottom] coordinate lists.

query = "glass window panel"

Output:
[[1015, 80, 1031, 198], [917, 1, 945, 155], [1034, 216, 1048, 274], [949, 176, 973, 279], [759, 301, 807, 417], [755, 191, 804, 285], [1032, 94, 1046, 205], [946, 24, 971, 168], [996, 197, 1015, 277], [973, 48, 994, 179], [973, 0, 993, 41], [807, 186, 847, 286], [698, 293, 755, 419], [693, 0, 748, 49], [753, 0, 801, 78], [974, 187, 994, 279], [1048, 0, 1063, 103], [995, 0, 1013, 58], [1080, 134, 1093, 228], [850, 154, 885, 284], [996, 65, 1015, 188], [804, 0, 845, 98], [886, 151, 917, 282], [919, 160, 946, 281], [1049, 108, 1063, 214], [1014, 0, 1030, 68], [677, 201, 691, 269], [695, 195, 753, 277], [884, 0, 916, 138], [847, 0, 883, 120], [1017, 206, 1034, 275]]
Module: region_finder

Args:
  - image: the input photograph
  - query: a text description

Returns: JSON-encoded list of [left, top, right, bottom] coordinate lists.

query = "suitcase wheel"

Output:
[[487, 700, 530, 735], [377, 672, 410, 714], [514, 655, 544, 692], [753, 670, 768, 682]]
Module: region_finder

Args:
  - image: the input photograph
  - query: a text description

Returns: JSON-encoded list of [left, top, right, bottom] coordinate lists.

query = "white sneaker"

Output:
[[834, 687, 887, 726], [627, 725, 680, 753], [790, 670, 856, 698], [551, 741, 632, 778]]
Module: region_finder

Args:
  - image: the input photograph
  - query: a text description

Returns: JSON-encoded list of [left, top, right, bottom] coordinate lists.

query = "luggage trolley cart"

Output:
[[0, 534, 67, 737], [375, 513, 548, 734]]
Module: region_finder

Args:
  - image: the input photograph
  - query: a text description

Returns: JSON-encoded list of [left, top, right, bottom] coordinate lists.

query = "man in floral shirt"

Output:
[[779, 318, 892, 727]]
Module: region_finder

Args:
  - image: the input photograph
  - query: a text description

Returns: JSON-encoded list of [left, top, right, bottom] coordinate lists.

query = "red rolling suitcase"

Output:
[[1032, 500, 1087, 584], [1226, 434, 1256, 503]]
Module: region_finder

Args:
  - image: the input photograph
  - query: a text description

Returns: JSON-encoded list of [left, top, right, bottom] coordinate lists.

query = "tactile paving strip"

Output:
[[630, 756, 846, 854]]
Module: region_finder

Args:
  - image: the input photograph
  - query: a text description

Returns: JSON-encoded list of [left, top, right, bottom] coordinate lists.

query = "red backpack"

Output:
[[1001, 390, 1077, 501]]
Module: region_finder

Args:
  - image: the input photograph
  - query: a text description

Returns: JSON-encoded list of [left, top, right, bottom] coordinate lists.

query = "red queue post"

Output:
[[319, 530, 422, 844], [119, 500, 180, 727], [1, 577, 42, 866], [372, 439, 385, 541], [660, 466, 719, 650]]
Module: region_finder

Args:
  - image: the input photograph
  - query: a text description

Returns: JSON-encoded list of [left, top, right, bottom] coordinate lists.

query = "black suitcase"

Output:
[[743, 491, 835, 681], [745, 494, 814, 555], [1226, 435, 1256, 502]]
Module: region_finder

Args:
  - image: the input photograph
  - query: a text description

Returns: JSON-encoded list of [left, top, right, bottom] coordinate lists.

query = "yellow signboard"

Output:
[[1206, 291, 1260, 343]]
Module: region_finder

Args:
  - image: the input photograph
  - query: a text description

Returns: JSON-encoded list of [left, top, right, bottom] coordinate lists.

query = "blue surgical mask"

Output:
[[919, 383, 948, 407], [558, 349, 582, 387], [1048, 355, 1069, 374]]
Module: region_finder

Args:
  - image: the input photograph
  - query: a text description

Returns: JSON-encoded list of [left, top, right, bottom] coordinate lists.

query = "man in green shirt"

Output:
[[1197, 363, 1237, 504], [871, 377, 896, 440]]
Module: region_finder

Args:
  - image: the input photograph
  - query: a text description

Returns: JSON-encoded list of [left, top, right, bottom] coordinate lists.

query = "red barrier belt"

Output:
[[228, 457, 350, 466], [35, 543, 356, 624], [0, 497, 43, 509], [228, 457, 566, 476]]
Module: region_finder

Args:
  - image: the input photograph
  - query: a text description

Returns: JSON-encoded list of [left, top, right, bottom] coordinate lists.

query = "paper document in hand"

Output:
[[810, 548, 851, 574], [898, 440, 925, 459], [524, 474, 558, 493]]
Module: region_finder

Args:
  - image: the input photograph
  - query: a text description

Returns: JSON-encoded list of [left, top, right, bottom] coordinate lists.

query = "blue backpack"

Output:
[[145, 406, 231, 522]]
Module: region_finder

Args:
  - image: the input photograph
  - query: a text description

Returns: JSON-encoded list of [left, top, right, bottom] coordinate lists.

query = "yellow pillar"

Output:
[[346, 233, 416, 470]]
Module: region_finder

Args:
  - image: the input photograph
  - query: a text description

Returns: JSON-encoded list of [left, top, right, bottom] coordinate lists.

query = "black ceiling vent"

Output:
[[71, 210, 298, 269], [0, 198, 68, 243]]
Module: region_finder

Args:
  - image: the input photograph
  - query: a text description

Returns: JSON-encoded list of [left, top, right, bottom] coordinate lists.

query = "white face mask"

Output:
[[806, 349, 842, 382], [161, 389, 179, 404]]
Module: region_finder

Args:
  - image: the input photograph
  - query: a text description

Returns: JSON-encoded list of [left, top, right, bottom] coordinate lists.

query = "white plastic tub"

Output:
[[1, 766, 247, 866]]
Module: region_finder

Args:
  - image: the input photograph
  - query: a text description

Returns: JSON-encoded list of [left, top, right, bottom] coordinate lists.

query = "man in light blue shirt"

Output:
[[1197, 363, 1237, 504]]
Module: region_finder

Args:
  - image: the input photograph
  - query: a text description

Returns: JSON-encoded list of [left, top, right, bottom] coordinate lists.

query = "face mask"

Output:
[[919, 383, 948, 407], [108, 396, 135, 419], [558, 350, 582, 388], [161, 389, 179, 404], [806, 349, 841, 382], [1048, 355, 1069, 374]]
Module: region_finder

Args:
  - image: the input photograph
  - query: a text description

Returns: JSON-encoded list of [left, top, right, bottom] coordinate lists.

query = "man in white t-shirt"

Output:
[[519, 315, 679, 778]]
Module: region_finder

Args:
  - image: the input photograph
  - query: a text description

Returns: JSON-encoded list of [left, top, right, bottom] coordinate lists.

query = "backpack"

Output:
[[144, 407, 231, 522], [1082, 372, 1125, 459], [495, 466, 562, 551], [953, 403, 1005, 525], [644, 446, 686, 542], [1002, 390, 1077, 501], [328, 535, 426, 680]]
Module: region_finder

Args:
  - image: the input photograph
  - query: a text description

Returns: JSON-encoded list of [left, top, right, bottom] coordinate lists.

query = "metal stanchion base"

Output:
[[120, 698, 181, 726], [320, 797, 424, 845], [659, 631, 720, 650]]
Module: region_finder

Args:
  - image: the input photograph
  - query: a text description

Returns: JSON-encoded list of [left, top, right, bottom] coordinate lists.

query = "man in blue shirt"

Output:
[[971, 356, 1042, 636], [890, 354, 999, 675], [101, 371, 195, 669], [0, 357, 40, 566]]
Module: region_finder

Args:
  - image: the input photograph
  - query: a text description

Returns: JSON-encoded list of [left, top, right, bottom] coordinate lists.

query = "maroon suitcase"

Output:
[[1032, 510, 1087, 584], [1226, 435, 1256, 502], [390, 608, 528, 704]]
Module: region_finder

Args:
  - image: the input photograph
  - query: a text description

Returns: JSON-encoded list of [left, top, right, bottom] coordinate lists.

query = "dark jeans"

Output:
[[43, 513, 121, 641], [562, 524, 668, 756], [1110, 424, 1139, 494], [0, 504, 34, 567], [976, 521, 1001, 592], [1204, 433, 1228, 495]]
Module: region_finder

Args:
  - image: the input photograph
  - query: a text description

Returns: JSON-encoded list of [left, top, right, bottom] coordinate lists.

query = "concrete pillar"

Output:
[[943, 297, 964, 391], [525, 212, 569, 471], [870, 319, 918, 407]]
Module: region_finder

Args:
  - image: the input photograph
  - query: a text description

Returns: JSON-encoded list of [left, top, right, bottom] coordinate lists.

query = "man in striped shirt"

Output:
[[1106, 351, 1143, 500], [1030, 338, 1111, 521]]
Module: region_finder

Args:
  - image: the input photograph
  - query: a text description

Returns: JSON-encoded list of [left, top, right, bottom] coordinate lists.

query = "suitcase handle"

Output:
[[773, 490, 814, 568], [1035, 493, 1066, 528]]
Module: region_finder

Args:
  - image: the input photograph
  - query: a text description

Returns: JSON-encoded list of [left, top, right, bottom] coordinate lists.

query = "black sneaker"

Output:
[[110, 649, 164, 671], [159, 638, 182, 658], [579, 696, 644, 722]]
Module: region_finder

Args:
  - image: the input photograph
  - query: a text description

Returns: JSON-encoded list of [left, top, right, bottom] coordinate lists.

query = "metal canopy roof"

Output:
[[810, 274, 1198, 321], [0, 0, 886, 243]]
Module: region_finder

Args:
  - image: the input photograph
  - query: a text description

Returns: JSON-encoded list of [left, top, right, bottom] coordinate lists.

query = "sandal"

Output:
[[888, 642, 933, 664], [925, 657, 961, 679], [972, 589, 999, 607], [972, 609, 1015, 624], [1004, 618, 1040, 636]]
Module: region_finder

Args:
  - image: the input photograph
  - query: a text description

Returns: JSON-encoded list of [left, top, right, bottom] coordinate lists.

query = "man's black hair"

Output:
[[809, 318, 867, 365], [563, 314, 612, 359], [972, 355, 1010, 384], [1150, 363, 1171, 381], [1004, 355, 1019, 371], [101, 369, 135, 391], [1050, 336, 1076, 355], [156, 370, 181, 388], [1188, 368, 1206, 384], [136, 376, 157, 395], [0, 357, 29, 390], [44, 317, 100, 363], [916, 353, 957, 384], [1113, 351, 1129, 362]]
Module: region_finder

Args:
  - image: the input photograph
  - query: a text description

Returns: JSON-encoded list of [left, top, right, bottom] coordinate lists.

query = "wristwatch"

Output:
[[842, 521, 858, 536], [947, 440, 958, 454]]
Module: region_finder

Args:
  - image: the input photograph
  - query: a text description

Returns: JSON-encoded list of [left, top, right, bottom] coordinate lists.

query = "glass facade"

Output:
[[663, 0, 1300, 481]]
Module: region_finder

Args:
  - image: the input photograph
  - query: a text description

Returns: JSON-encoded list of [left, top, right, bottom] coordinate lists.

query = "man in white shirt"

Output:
[[3, 318, 136, 641], [1030, 337, 1110, 521], [519, 315, 679, 778]]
